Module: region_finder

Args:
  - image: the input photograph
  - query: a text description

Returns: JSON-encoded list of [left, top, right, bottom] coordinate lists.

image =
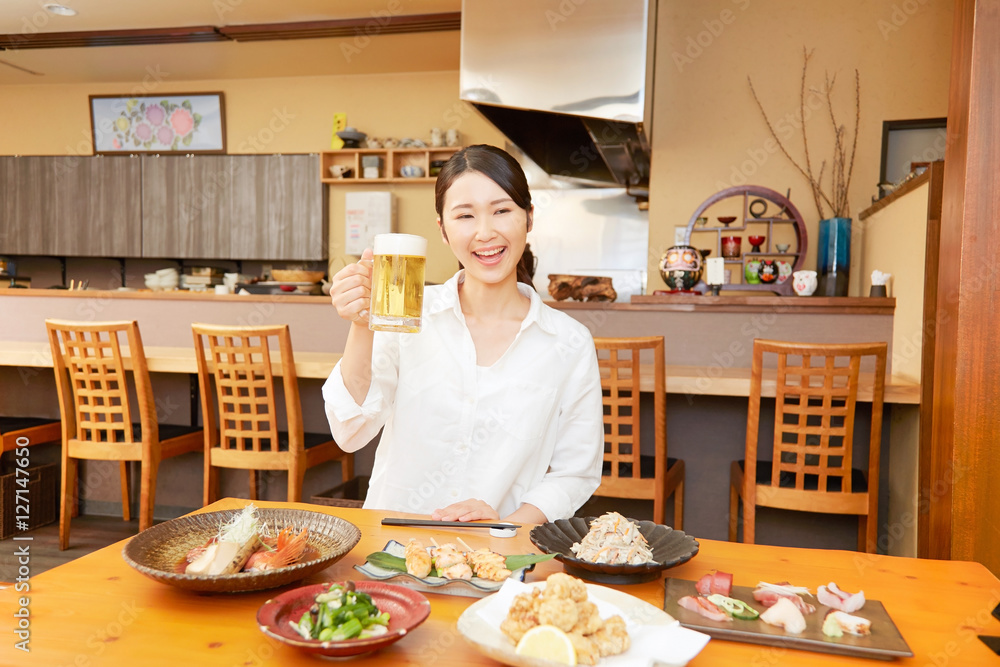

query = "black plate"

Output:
[[529, 516, 699, 584]]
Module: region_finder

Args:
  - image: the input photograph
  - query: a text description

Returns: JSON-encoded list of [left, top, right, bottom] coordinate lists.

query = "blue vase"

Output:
[[817, 217, 851, 296]]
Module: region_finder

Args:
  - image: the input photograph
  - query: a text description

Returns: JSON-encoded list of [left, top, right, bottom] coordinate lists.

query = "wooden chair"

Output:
[[591, 336, 685, 528], [46, 319, 203, 550], [192, 324, 353, 505], [1, 417, 61, 454], [729, 339, 887, 553]]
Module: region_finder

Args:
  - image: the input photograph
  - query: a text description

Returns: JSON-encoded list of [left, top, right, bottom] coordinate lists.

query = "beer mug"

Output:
[[369, 233, 427, 333]]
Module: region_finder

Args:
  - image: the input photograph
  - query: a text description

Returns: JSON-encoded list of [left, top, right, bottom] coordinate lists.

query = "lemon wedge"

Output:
[[515, 625, 577, 665]]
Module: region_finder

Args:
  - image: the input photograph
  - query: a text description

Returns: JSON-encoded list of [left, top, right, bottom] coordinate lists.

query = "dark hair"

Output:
[[434, 144, 535, 288]]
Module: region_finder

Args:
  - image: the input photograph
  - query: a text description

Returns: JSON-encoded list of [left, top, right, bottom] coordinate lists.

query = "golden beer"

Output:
[[369, 234, 427, 333]]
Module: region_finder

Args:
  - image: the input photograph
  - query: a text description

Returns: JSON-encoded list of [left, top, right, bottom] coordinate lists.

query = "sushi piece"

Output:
[[696, 571, 733, 597], [678, 595, 732, 623], [759, 597, 807, 634], [817, 582, 866, 613], [822, 610, 872, 637], [753, 582, 816, 615]]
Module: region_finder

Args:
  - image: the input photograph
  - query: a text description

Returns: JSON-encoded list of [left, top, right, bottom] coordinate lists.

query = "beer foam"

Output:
[[374, 233, 427, 257]]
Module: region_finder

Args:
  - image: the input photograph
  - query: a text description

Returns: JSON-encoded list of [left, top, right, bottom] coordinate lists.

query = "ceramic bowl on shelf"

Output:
[[399, 165, 425, 178], [775, 243, 791, 253], [721, 236, 741, 259], [748, 235, 766, 252], [717, 216, 737, 227], [336, 128, 367, 148]]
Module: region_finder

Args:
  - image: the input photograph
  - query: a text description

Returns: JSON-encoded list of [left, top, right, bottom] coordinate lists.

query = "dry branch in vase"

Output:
[[748, 48, 860, 219]]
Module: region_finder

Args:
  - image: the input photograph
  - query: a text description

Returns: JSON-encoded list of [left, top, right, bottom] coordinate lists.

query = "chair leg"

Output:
[[729, 481, 739, 542], [859, 515, 878, 553], [288, 465, 305, 503], [673, 479, 684, 532], [341, 452, 354, 485], [59, 457, 77, 551], [139, 461, 158, 532], [204, 452, 217, 507], [119, 461, 131, 522], [743, 501, 756, 545], [70, 462, 80, 518], [249, 470, 259, 501]]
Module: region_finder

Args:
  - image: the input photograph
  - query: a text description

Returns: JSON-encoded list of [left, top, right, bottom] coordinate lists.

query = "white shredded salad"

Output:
[[570, 512, 654, 565]]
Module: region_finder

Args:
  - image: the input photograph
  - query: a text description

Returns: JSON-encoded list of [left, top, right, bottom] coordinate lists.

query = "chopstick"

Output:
[[380, 518, 521, 529]]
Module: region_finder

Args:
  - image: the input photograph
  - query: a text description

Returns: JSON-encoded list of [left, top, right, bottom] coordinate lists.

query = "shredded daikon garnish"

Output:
[[218, 503, 260, 545], [756, 581, 813, 596]]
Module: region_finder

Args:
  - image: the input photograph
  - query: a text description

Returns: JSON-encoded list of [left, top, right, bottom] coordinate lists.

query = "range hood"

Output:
[[460, 0, 656, 188]]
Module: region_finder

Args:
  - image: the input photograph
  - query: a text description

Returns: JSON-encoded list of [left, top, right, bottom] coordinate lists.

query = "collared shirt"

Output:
[[322, 271, 603, 521]]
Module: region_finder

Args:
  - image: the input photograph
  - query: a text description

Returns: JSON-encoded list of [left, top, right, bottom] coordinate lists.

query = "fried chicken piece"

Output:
[[439, 562, 473, 580], [538, 597, 579, 633], [590, 615, 630, 657], [431, 543, 466, 569], [467, 548, 512, 582], [500, 589, 541, 643], [568, 632, 600, 666], [404, 539, 432, 578], [542, 572, 588, 602], [570, 600, 603, 636]]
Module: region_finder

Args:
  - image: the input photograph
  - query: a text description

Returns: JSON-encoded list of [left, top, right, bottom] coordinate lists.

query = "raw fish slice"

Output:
[[678, 595, 731, 623], [817, 582, 866, 612], [759, 597, 807, 634]]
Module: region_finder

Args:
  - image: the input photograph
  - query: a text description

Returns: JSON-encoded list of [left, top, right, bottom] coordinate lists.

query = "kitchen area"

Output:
[[0, 0, 998, 627]]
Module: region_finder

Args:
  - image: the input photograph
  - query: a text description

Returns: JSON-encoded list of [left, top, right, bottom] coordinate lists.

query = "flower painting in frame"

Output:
[[90, 92, 226, 154]]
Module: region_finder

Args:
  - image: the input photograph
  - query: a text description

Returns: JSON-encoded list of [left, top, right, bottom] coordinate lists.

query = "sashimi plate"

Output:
[[664, 578, 912, 660]]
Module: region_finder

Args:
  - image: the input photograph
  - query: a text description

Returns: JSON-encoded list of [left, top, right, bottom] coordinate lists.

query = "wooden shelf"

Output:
[[320, 147, 460, 184]]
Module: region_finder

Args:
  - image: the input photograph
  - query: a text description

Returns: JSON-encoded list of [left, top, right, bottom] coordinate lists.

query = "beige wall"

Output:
[[860, 181, 930, 382], [0, 0, 952, 291], [650, 0, 952, 295], [0, 71, 504, 284]]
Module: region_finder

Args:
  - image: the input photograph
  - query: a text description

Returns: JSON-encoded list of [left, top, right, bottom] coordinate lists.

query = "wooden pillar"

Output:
[[927, 0, 1000, 570]]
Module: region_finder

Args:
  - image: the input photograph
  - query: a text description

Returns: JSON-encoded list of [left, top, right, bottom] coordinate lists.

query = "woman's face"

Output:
[[438, 171, 531, 286]]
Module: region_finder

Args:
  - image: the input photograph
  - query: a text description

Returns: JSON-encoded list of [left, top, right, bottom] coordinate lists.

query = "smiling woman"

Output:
[[323, 144, 604, 527]]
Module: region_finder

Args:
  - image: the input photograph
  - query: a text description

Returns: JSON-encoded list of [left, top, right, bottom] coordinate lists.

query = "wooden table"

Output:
[[0, 340, 918, 402], [4, 498, 998, 666]]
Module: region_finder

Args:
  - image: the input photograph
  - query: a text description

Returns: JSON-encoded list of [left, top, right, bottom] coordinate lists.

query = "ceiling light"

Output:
[[43, 4, 77, 16]]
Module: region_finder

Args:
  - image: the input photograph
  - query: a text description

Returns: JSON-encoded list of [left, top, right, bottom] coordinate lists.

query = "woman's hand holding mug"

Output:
[[330, 249, 374, 326]]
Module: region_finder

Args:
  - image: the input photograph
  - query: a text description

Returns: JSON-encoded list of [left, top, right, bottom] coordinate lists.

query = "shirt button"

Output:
[[450, 489, 459, 498]]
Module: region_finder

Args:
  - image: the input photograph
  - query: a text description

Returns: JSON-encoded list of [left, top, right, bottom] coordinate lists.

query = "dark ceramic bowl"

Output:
[[257, 581, 430, 658], [529, 516, 699, 584], [717, 216, 737, 226]]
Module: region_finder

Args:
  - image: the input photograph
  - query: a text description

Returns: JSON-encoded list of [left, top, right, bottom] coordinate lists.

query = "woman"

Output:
[[323, 145, 602, 523]]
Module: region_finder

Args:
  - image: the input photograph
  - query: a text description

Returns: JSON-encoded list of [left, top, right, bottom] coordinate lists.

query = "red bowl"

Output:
[[717, 216, 737, 226], [257, 581, 431, 658], [748, 235, 766, 246]]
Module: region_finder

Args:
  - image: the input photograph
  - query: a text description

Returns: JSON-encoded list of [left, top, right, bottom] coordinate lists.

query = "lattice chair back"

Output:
[[46, 319, 155, 449], [591, 336, 673, 523], [756, 340, 886, 494], [192, 324, 302, 454]]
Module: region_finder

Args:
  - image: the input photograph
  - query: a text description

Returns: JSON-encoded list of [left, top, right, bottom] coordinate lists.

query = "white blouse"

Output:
[[322, 272, 603, 521]]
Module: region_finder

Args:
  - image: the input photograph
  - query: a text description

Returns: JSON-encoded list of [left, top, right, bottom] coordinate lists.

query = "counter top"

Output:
[[550, 294, 896, 314], [0, 287, 330, 303]]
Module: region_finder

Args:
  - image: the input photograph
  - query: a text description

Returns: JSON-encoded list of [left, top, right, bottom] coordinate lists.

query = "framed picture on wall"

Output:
[[878, 117, 946, 197], [89, 92, 226, 154]]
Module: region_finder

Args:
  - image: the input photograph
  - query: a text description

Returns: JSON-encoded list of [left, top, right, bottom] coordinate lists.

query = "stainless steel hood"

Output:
[[460, 0, 656, 188]]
